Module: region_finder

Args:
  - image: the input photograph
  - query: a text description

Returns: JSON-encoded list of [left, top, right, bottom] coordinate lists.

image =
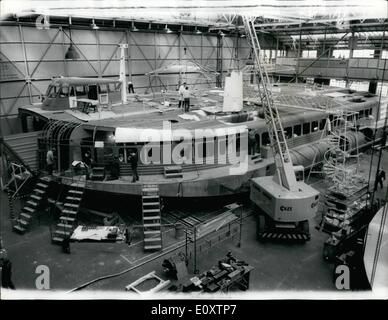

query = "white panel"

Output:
[[202, 47, 216, 60], [348, 59, 358, 67], [22, 27, 61, 43], [368, 59, 378, 68], [73, 44, 100, 60], [156, 46, 179, 60], [130, 32, 157, 46], [130, 44, 156, 60], [25, 43, 64, 61], [203, 36, 217, 47], [182, 34, 202, 47], [32, 80, 51, 94], [98, 31, 126, 44], [358, 59, 368, 68], [102, 61, 120, 77], [183, 47, 201, 60], [223, 71, 243, 112], [2, 96, 31, 115], [28, 61, 66, 78], [99, 45, 119, 60], [223, 37, 234, 48], [70, 29, 97, 45], [0, 26, 20, 43], [132, 75, 151, 89], [157, 34, 179, 46], [0, 82, 28, 99], [66, 61, 100, 77], [0, 43, 25, 61], [131, 60, 154, 74], [0, 61, 26, 78]]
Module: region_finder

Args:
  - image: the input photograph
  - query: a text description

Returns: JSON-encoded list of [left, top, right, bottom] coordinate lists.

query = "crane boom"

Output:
[[242, 16, 298, 191]]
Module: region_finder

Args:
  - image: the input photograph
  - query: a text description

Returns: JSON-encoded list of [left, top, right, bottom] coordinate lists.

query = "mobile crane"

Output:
[[243, 17, 320, 241]]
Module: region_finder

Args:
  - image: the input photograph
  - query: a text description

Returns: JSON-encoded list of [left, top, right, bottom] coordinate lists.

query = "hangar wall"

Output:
[[0, 23, 255, 135]]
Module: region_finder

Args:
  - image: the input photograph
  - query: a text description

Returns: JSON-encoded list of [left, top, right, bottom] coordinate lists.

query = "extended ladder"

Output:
[[242, 16, 298, 191]]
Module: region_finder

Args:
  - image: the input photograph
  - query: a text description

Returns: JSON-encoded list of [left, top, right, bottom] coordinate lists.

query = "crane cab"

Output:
[[250, 175, 320, 241]]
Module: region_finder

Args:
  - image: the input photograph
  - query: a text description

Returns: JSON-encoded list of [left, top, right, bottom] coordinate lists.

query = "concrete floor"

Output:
[[1, 149, 387, 297]]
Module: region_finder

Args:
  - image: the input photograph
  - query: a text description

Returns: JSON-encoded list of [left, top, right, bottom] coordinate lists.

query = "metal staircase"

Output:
[[141, 184, 162, 251], [13, 177, 50, 234], [52, 180, 85, 244], [322, 111, 360, 184]]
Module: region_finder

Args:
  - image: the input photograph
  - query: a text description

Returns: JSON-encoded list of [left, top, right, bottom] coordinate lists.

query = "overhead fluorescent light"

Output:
[[91, 19, 99, 30], [65, 44, 80, 60], [131, 21, 139, 32], [165, 24, 173, 33]]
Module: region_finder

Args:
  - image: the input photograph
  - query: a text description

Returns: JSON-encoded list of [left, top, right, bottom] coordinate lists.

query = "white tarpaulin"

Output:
[[223, 70, 243, 113], [70, 226, 125, 241]]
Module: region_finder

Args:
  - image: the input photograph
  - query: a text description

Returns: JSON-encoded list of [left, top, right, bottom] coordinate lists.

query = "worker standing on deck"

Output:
[[375, 168, 386, 191], [178, 82, 186, 108], [84, 150, 92, 179], [46, 147, 55, 175], [128, 149, 139, 182], [128, 81, 135, 94], [183, 86, 191, 112], [248, 129, 257, 155]]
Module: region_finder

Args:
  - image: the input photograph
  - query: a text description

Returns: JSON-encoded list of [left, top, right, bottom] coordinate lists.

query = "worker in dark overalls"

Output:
[[375, 168, 386, 191], [110, 155, 120, 179], [128, 149, 139, 182], [62, 236, 71, 254], [84, 150, 92, 179], [125, 227, 132, 245], [128, 81, 135, 94], [0, 244, 16, 290]]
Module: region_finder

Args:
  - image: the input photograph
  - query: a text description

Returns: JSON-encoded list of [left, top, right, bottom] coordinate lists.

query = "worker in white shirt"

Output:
[[183, 86, 191, 112], [178, 82, 186, 108], [46, 147, 55, 175]]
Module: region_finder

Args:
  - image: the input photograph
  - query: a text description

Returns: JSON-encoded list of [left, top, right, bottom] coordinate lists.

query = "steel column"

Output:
[[18, 24, 33, 104]]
